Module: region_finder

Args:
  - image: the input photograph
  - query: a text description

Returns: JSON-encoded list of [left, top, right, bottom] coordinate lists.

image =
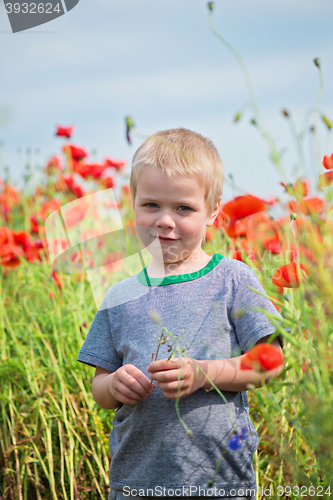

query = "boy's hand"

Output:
[[147, 358, 205, 400], [110, 364, 155, 406]]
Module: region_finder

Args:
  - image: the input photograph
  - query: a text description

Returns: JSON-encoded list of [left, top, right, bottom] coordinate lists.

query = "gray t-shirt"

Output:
[[77, 253, 284, 497]]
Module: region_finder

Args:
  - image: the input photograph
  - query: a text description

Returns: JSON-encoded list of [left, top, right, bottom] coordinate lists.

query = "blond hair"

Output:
[[130, 128, 224, 246]]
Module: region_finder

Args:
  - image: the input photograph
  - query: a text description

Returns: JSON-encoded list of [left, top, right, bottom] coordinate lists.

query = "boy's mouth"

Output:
[[153, 234, 177, 241]]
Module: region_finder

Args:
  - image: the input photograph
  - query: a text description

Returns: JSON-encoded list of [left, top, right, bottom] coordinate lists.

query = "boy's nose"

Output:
[[155, 213, 176, 227]]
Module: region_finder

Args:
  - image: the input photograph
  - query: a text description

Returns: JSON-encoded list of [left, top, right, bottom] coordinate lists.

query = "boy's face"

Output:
[[133, 166, 219, 267]]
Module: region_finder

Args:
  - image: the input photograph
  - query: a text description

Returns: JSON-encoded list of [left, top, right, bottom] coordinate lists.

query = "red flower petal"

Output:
[[240, 344, 284, 372], [56, 126, 74, 139], [322, 154, 333, 170], [272, 262, 309, 288]]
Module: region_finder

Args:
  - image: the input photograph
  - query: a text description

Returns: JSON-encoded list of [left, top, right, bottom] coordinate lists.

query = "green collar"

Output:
[[137, 253, 224, 286]]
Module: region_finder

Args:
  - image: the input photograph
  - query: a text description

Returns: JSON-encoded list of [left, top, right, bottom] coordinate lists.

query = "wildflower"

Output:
[[281, 178, 309, 198], [52, 270, 63, 290], [60, 174, 85, 198], [228, 428, 248, 451], [204, 228, 215, 241], [263, 235, 282, 254], [272, 262, 309, 288], [222, 195, 267, 238], [56, 125, 74, 139], [104, 157, 127, 172], [240, 344, 284, 372], [0, 226, 24, 268], [319, 170, 333, 187], [61, 199, 90, 230], [322, 154, 333, 170], [100, 175, 116, 189], [319, 154, 333, 186], [288, 197, 324, 216], [45, 155, 62, 175], [62, 144, 88, 162]]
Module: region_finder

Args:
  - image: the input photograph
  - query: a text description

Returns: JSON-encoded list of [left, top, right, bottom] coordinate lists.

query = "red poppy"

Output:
[[272, 262, 309, 288], [319, 170, 333, 187], [289, 197, 325, 216], [204, 228, 215, 241], [263, 235, 282, 254], [240, 343, 284, 372], [61, 174, 85, 198], [74, 162, 108, 180], [322, 154, 333, 170], [104, 157, 127, 171], [222, 195, 267, 238], [213, 209, 228, 230], [24, 240, 44, 264], [281, 179, 309, 198], [56, 126, 74, 139], [45, 155, 62, 175], [63, 144, 88, 162], [232, 248, 256, 262], [12, 229, 32, 249], [62, 199, 90, 230], [52, 270, 63, 290], [0, 227, 24, 267], [30, 199, 62, 235], [100, 176, 116, 189], [301, 361, 314, 374]]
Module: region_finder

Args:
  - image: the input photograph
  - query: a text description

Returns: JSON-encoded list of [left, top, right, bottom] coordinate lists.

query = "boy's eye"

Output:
[[145, 203, 190, 211]]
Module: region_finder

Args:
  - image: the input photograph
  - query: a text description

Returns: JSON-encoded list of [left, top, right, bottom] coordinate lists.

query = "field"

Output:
[[1, 17, 333, 498], [1, 134, 333, 499]]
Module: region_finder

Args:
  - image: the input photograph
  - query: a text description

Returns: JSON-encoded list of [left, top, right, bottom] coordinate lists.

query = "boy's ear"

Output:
[[206, 199, 222, 226]]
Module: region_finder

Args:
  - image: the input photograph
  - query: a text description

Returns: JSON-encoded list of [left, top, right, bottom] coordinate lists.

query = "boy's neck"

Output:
[[146, 250, 213, 278]]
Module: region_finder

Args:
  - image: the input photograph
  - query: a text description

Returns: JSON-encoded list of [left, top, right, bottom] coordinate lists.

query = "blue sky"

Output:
[[1, 0, 333, 202]]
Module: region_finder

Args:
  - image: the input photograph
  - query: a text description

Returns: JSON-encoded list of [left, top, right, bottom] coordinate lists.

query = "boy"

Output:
[[77, 128, 285, 500]]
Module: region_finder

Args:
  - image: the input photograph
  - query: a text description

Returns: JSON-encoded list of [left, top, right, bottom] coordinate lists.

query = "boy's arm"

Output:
[[199, 336, 283, 392], [92, 367, 122, 410], [147, 336, 284, 399]]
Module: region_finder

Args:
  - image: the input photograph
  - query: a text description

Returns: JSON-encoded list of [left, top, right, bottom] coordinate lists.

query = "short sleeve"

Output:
[[76, 306, 123, 372], [230, 266, 285, 353]]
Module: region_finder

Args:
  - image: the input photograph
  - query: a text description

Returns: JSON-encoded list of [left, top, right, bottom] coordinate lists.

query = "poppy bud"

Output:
[[250, 118, 257, 126], [207, 2, 214, 11], [290, 212, 297, 221], [234, 112, 241, 123], [284, 293, 291, 301], [282, 109, 289, 118], [322, 115, 332, 130], [313, 58, 321, 68]]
